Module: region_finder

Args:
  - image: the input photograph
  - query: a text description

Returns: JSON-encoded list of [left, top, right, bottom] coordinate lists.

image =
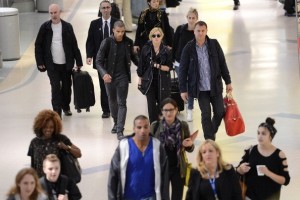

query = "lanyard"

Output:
[[207, 169, 218, 200]]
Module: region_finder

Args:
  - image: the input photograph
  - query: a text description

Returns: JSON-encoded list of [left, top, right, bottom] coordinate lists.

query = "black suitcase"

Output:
[[170, 70, 184, 111], [73, 70, 95, 113]]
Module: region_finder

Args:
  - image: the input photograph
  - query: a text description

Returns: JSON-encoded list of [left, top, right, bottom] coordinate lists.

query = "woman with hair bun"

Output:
[[236, 117, 291, 200]]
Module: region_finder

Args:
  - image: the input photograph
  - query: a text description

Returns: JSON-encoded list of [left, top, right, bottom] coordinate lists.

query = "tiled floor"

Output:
[[1, 0, 300, 199]]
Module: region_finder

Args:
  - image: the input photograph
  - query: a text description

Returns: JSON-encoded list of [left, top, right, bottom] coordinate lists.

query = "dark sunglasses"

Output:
[[151, 34, 161, 38]]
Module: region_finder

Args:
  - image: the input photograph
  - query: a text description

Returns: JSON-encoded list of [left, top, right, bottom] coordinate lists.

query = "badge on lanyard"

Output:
[[208, 169, 218, 200]]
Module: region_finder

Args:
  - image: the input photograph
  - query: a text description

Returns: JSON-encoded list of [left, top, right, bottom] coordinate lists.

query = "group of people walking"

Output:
[[6, 0, 291, 200], [108, 115, 290, 200]]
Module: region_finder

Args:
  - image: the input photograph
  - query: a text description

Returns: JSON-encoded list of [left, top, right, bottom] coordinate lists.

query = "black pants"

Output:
[[169, 167, 185, 200], [97, 71, 110, 113], [234, 0, 240, 4], [47, 64, 72, 114], [198, 91, 225, 140], [146, 78, 170, 124], [284, 0, 295, 14]]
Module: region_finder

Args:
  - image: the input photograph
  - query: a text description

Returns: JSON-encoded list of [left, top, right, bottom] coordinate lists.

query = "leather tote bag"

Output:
[[223, 93, 245, 136]]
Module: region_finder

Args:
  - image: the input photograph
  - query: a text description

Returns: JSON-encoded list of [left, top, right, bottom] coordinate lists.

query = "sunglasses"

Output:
[[101, 6, 111, 9], [151, 34, 161, 38]]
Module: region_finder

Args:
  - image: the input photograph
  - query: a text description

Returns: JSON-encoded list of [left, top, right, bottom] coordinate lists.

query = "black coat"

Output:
[[137, 42, 172, 96], [86, 17, 118, 69], [96, 36, 139, 82], [186, 167, 242, 200], [134, 8, 173, 49], [35, 20, 83, 71], [179, 36, 231, 98]]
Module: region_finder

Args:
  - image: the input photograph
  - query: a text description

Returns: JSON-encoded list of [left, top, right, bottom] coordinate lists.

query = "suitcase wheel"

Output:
[[86, 107, 90, 112], [77, 109, 82, 113]]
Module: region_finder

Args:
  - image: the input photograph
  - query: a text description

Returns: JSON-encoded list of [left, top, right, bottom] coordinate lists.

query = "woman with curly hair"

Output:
[[27, 109, 81, 177], [236, 117, 290, 200], [6, 167, 47, 200], [186, 140, 242, 200]]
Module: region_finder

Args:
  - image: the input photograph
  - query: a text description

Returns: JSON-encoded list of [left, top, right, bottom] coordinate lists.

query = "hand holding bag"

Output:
[[223, 92, 245, 136]]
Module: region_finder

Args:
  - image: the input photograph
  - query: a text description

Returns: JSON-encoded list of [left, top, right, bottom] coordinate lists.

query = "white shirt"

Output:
[[51, 22, 66, 64]]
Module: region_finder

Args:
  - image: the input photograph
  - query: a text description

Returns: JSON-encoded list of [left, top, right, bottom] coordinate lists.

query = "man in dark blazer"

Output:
[[35, 4, 83, 118], [86, 0, 118, 119]]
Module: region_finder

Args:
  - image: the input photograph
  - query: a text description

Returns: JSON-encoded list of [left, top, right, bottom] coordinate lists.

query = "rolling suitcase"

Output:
[[73, 70, 95, 113], [170, 70, 184, 111]]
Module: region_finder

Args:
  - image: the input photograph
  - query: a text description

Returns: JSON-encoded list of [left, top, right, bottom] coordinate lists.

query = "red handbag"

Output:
[[223, 93, 245, 136]]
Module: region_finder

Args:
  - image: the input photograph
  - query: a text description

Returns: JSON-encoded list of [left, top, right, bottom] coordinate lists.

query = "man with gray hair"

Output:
[[35, 4, 83, 118], [96, 20, 139, 140]]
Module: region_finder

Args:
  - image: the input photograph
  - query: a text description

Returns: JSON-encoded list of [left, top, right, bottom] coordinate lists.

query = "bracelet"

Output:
[[67, 145, 72, 151]]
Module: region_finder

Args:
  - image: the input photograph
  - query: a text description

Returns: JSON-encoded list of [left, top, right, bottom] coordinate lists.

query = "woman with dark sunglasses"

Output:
[[133, 0, 173, 54], [137, 27, 172, 123]]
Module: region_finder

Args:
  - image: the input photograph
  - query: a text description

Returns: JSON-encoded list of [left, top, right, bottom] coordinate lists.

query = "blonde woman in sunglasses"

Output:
[[137, 27, 173, 124]]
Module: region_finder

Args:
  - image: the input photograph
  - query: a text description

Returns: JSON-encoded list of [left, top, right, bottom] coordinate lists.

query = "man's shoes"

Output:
[[111, 124, 117, 134], [186, 109, 193, 122], [63, 110, 72, 116], [284, 12, 296, 17], [233, 2, 240, 10], [117, 132, 124, 140], [102, 112, 110, 118]]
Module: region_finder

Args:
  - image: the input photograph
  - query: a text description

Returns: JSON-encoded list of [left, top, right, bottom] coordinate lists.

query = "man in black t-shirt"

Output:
[[96, 20, 139, 140]]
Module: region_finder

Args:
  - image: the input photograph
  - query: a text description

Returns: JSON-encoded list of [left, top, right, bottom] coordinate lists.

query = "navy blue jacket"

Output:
[[178, 36, 231, 97]]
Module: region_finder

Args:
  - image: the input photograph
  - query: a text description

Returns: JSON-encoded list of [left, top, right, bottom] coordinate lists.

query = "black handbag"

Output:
[[60, 150, 82, 183], [138, 66, 153, 95]]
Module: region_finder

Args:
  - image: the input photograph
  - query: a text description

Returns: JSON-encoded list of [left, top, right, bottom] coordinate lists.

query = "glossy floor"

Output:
[[0, 0, 299, 199]]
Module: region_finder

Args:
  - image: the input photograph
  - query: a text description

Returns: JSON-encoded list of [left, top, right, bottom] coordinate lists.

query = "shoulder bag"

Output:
[[60, 150, 82, 183]]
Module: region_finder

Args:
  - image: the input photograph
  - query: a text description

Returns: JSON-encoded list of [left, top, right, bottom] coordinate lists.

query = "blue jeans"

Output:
[[105, 78, 129, 132], [198, 91, 225, 140]]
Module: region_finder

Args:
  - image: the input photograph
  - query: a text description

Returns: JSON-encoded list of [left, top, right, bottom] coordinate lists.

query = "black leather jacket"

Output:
[[96, 35, 139, 82], [137, 42, 172, 95], [179, 36, 231, 97], [35, 20, 83, 71]]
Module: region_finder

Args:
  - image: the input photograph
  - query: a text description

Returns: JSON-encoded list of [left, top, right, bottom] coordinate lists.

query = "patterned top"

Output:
[[27, 134, 72, 177]]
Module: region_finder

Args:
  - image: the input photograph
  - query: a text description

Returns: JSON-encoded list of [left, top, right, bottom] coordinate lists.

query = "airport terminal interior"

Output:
[[0, 0, 300, 199]]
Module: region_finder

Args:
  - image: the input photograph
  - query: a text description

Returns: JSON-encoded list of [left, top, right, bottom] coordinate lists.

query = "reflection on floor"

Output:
[[0, 0, 299, 199]]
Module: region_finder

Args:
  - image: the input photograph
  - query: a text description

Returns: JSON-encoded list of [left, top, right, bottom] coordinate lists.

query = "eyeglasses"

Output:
[[101, 6, 111, 10], [162, 108, 175, 113], [151, 34, 161, 38]]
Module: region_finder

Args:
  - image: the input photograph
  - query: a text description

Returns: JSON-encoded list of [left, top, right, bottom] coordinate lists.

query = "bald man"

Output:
[[35, 4, 83, 117]]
